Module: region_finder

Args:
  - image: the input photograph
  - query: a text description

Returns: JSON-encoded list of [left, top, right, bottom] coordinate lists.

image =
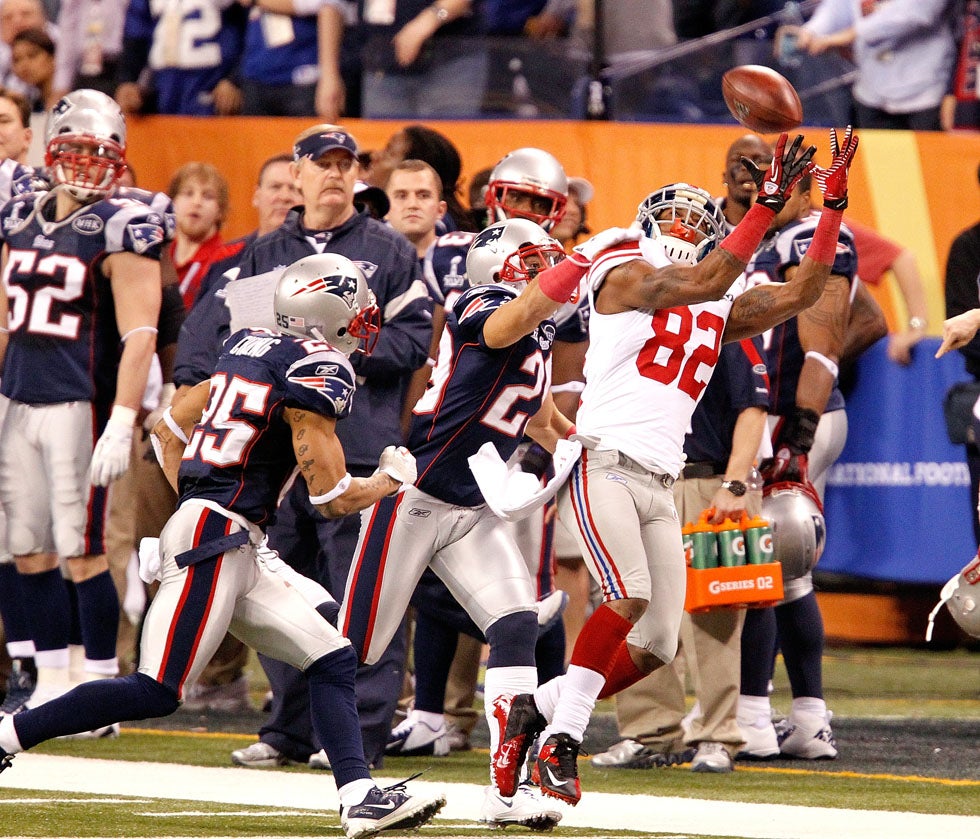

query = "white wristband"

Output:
[[120, 325, 159, 343], [161, 405, 189, 444], [804, 350, 839, 380], [310, 473, 352, 505], [551, 380, 585, 394], [109, 404, 139, 427]]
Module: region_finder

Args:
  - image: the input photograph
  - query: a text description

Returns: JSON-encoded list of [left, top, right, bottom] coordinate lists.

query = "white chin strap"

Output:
[[925, 575, 959, 642]]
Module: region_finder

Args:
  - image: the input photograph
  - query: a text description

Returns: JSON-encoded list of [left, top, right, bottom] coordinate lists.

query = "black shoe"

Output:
[[534, 732, 581, 805], [491, 693, 546, 798], [0, 747, 13, 775]]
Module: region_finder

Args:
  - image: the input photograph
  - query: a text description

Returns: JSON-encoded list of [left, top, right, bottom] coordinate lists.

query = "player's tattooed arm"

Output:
[[724, 259, 832, 343], [286, 408, 402, 518], [599, 249, 745, 314]]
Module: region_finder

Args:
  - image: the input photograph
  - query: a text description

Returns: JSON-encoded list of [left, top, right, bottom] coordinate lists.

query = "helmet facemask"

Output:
[[636, 184, 726, 265], [45, 90, 128, 203], [466, 218, 564, 290]]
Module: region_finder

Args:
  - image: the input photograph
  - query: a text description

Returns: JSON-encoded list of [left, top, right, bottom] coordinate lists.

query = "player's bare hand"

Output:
[[936, 309, 980, 358]]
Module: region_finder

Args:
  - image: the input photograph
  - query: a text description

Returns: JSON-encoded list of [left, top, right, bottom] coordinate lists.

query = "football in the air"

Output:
[[722, 65, 803, 134]]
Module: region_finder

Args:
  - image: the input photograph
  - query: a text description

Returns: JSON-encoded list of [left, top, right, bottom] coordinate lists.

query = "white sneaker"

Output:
[[231, 741, 300, 767], [308, 749, 331, 770], [384, 717, 450, 757], [737, 715, 780, 759], [590, 738, 647, 767], [480, 784, 563, 830], [691, 741, 733, 773], [59, 722, 120, 741], [777, 710, 838, 759]]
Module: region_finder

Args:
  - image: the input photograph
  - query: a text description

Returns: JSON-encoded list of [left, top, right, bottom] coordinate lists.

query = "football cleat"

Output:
[[181, 675, 252, 714], [534, 732, 581, 805], [0, 749, 11, 774], [479, 783, 563, 831], [0, 664, 36, 715], [776, 710, 838, 760], [340, 778, 446, 839], [385, 716, 450, 757], [491, 693, 546, 797], [736, 716, 780, 760]]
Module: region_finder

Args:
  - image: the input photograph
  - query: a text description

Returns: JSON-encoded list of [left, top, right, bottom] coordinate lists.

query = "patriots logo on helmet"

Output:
[[473, 225, 507, 252], [290, 273, 358, 307], [127, 222, 164, 254], [51, 97, 72, 117]]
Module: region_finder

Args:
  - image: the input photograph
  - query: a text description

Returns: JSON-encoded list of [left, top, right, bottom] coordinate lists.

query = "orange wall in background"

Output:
[[127, 118, 980, 331]]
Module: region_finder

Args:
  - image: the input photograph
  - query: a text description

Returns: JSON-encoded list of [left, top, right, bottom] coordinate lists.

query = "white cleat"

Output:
[[384, 717, 450, 757], [480, 783, 563, 831], [777, 710, 838, 759]]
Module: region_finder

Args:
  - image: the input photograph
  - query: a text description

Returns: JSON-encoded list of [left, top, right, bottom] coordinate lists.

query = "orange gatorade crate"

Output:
[[684, 562, 784, 613]]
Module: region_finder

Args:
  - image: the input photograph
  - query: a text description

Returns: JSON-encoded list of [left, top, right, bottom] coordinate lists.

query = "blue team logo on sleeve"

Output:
[[288, 364, 354, 415], [127, 222, 164, 255]]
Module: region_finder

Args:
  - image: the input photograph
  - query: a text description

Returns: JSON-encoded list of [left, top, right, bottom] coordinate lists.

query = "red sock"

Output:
[[597, 641, 646, 699], [569, 604, 633, 676]]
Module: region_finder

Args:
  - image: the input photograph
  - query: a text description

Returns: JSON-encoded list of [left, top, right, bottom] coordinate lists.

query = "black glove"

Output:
[[743, 133, 816, 214]]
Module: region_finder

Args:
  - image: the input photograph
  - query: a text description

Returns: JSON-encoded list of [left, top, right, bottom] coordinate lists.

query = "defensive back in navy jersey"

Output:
[[177, 328, 356, 526], [0, 190, 167, 407], [746, 214, 857, 416], [410, 284, 554, 506]]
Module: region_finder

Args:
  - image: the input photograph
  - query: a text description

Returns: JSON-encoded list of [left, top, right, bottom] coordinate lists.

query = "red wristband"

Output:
[[563, 424, 577, 440], [805, 207, 844, 266], [719, 203, 776, 264], [538, 257, 587, 303]]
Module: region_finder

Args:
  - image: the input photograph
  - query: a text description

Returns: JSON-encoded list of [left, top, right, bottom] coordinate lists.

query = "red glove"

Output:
[[759, 448, 809, 486], [813, 125, 859, 211], [742, 133, 816, 213]]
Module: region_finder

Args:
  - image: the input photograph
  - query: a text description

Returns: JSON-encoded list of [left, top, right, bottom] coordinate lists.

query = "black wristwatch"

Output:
[[720, 479, 747, 497]]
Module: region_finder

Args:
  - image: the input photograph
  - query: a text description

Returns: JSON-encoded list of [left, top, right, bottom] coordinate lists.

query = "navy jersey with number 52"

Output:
[[410, 284, 554, 506], [178, 328, 356, 527], [0, 190, 166, 406]]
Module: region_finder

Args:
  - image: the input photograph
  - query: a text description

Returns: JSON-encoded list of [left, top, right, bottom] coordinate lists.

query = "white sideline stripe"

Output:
[[2, 753, 978, 839]]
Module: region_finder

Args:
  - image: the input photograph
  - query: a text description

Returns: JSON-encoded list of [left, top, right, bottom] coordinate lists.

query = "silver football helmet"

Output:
[[485, 147, 568, 231], [466, 218, 565, 290], [761, 482, 826, 581], [45, 89, 128, 202], [926, 555, 980, 641], [636, 183, 726, 265], [273, 254, 380, 356]]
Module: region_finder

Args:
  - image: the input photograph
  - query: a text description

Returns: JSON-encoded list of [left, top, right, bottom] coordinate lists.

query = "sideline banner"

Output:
[[821, 339, 975, 584]]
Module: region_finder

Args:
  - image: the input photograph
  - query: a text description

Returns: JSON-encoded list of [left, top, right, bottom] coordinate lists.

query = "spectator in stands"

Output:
[[10, 27, 53, 111], [115, 0, 246, 116], [365, 124, 475, 231], [0, 0, 54, 97], [52, 0, 125, 100], [941, 1, 980, 131], [466, 165, 492, 230], [0, 85, 31, 161], [240, 0, 347, 119], [944, 162, 980, 544], [550, 175, 592, 250], [167, 162, 230, 309], [358, 0, 488, 119], [786, 0, 956, 130]]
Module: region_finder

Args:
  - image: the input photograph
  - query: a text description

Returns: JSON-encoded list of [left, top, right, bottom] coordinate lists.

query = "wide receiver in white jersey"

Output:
[[490, 129, 861, 806]]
